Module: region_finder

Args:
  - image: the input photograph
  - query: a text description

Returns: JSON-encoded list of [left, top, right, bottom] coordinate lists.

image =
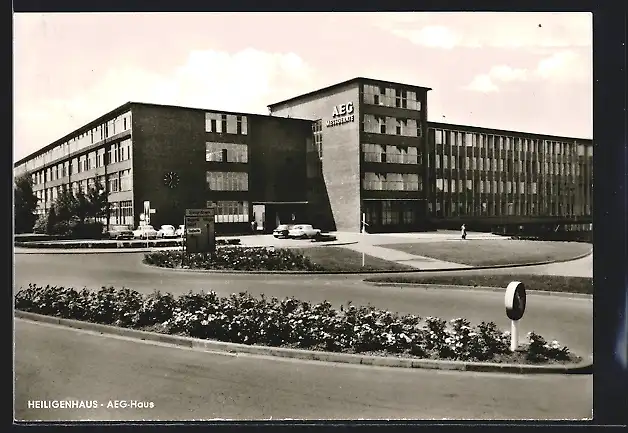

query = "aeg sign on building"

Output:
[[14, 77, 593, 235]]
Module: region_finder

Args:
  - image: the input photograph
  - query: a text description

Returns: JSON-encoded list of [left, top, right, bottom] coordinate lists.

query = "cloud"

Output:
[[390, 25, 461, 49], [464, 50, 588, 92], [490, 65, 528, 82], [534, 50, 589, 82], [376, 12, 591, 50], [14, 48, 314, 161], [464, 65, 527, 92], [465, 74, 499, 93]]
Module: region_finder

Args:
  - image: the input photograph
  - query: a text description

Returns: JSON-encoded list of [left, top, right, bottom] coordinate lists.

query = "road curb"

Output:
[[140, 249, 593, 275], [13, 241, 359, 254], [364, 283, 593, 299], [14, 248, 171, 254], [15, 310, 593, 375]]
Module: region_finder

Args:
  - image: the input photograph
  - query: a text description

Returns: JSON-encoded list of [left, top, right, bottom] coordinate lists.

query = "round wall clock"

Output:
[[163, 171, 180, 189]]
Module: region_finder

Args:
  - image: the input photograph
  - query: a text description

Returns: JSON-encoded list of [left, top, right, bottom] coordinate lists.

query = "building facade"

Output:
[[13, 103, 313, 234], [14, 77, 593, 234], [268, 78, 431, 233], [268, 77, 593, 233]]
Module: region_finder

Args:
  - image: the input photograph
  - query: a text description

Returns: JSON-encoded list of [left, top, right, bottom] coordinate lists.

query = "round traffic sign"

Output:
[[505, 281, 527, 321]]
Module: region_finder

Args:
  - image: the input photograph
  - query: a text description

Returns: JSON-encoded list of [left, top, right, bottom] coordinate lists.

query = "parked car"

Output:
[[158, 224, 177, 238], [273, 224, 294, 238], [175, 225, 185, 237], [133, 224, 160, 239], [288, 224, 322, 239], [107, 225, 134, 240]]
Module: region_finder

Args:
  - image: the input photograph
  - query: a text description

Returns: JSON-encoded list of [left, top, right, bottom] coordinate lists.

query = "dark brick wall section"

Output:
[[248, 116, 310, 203], [131, 105, 208, 228]]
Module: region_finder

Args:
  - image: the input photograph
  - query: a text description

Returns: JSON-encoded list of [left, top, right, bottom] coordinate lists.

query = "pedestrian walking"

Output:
[[461, 224, 467, 240]]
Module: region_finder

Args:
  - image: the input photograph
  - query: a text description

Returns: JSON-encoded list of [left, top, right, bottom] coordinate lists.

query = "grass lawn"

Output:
[[380, 240, 592, 266], [291, 247, 415, 272], [364, 274, 593, 295]]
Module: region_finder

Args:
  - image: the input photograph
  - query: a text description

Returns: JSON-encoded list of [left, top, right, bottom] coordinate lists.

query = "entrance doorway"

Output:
[[252, 204, 265, 233]]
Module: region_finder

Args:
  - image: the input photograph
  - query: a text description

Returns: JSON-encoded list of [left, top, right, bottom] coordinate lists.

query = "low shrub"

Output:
[[143, 248, 324, 271], [32, 214, 48, 234], [71, 221, 105, 239], [14, 284, 580, 364]]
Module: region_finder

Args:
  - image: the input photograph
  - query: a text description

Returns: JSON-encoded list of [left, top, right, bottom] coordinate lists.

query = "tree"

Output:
[[54, 188, 78, 224], [84, 180, 108, 222], [14, 174, 38, 234], [46, 204, 58, 235], [73, 187, 91, 226]]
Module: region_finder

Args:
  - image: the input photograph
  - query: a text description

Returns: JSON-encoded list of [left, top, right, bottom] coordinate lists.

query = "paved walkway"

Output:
[[14, 231, 503, 269]]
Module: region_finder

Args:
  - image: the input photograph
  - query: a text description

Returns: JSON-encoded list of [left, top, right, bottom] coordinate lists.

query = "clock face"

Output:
[[163, 171, 180, 189]]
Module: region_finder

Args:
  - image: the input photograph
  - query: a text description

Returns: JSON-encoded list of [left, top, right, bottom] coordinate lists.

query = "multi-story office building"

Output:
[[13, 103, 313, 234], [268, 77, 593, 233], [14, 77, 593, 234]]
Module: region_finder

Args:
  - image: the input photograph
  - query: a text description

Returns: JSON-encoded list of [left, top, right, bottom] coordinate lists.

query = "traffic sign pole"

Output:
[[504, 281, 527, 352], [511, 320, 519, 352]]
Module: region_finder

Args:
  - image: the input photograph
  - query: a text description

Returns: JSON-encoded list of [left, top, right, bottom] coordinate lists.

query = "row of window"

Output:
[[32, 140, 132, 185], [23, 111, 132, 172], [206, 171, 249, 191], [312, 120, 323, 159], [205, 113, 248, 135], [434, 129, 593, 157], [34, 171, 132, 204], [205, 142, 248, 163], [435, 178, 580, 195], [108, 170, 133, 193], [206, 201, 250, 223], [362, 144, 419, 164], [363, 115, 422, 137], [435, 155, 590, 177], [434, 199, 590, 218], [364, 200, 419, 226], [363, 85, 422, 111], [362, 172, 421, 191], [109, 200, 133, 226]]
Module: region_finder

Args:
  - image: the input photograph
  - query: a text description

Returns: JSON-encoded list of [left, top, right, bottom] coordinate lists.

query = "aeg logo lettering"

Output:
[[332, 102, 354, 118], [327, 102, 355, 127]]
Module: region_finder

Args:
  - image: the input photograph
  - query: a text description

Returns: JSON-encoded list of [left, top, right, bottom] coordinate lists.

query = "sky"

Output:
[[13, 12, 592, 162]]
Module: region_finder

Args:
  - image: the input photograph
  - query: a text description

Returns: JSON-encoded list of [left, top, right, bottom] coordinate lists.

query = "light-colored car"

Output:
[[158, 224, 177, 238], [175, 225, 185, 237], [107, 225, 134, 240], [288, 224, 321, 239], [273, 224, 294, 238], [133, 224, 160, 239]]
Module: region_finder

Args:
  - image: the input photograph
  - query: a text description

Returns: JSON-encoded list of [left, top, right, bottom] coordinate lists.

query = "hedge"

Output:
[[143, 248, 324, 271], [14, 284, 580, 364]]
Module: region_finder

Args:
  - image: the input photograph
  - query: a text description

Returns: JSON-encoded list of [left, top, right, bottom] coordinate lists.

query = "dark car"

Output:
[[273, 224, 294, 238], [107, 225, 134, 240]]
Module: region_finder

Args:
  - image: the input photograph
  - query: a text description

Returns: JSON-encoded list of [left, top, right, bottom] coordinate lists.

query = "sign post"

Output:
[[184, 207, 216, 255], [504, 281, 527, 352], [361, 213, 370, 266], [143, 201, 151, 225]]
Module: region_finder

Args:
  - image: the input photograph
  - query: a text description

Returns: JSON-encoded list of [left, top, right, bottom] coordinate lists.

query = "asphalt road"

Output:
[[13, 250, 593, 421], [13, 252, 593, 356], [15, 319, 593, 421]]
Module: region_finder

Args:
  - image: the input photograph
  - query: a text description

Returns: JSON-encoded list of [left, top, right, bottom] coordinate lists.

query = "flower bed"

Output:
[[144, 248, 324, 271], [14, 285, 580, 364]]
